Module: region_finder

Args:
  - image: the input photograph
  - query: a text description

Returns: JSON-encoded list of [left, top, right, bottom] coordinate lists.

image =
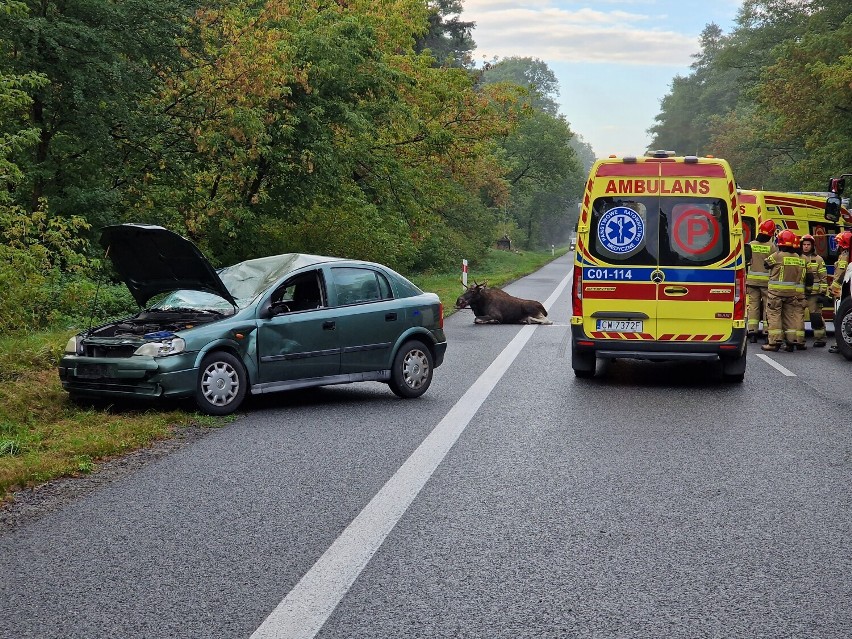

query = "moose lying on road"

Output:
[[455, 282, 552, 325]]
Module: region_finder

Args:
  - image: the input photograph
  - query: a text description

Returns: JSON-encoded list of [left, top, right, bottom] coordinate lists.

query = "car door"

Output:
[[329, 266, 402, 375], [255, 269, 341, 387]]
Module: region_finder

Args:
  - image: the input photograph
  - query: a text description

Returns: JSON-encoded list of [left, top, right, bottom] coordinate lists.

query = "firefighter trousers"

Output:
[[805, 294, 826, 341], [766, 293, 804, 345], [747, 285, 769, 335]]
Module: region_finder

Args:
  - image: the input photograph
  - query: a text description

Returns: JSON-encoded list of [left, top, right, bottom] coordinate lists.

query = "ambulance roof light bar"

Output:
[[647, 150, 676, 158]]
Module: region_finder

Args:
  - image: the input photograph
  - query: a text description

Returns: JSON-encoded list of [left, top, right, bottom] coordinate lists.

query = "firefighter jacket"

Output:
[[746, 239, 775, 288], [802, 252, 827, 296], [765, 249, 806, 297], [830, 248, 849, 297]]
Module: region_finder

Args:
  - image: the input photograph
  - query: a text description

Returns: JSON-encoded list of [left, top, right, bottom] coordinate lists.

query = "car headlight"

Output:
[[134, 337, 186, 357], [65, 336, 82, 355]]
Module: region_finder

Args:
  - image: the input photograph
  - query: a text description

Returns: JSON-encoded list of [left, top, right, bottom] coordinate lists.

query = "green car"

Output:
[[59, 224, 447, 415]]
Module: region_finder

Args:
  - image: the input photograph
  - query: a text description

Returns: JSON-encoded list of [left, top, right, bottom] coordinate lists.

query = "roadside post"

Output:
[[462, 259, 468, 287]]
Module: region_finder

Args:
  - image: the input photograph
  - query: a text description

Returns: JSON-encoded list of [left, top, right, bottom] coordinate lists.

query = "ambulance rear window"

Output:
[[589, 196, 731, 266], [660, 198, 730, 267]]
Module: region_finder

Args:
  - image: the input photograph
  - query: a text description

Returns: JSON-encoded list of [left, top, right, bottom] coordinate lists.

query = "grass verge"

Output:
[[0, 247, 567, 502]]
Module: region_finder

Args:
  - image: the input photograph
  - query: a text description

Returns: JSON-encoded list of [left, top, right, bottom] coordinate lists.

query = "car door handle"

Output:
[[664, 286, 689, 296], [322, 321, 336, 330], [385, 312, 397, 321]]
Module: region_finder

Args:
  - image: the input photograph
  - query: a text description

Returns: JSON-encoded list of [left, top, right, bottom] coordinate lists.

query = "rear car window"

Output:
[[332, 267, 392, 305]]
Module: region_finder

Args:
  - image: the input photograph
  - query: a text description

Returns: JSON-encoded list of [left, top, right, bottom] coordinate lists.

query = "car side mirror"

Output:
[[825, 194, 842, 223]]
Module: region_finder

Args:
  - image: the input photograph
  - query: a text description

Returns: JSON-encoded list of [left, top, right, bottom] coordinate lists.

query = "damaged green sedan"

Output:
[[59, 224, 447, 415]]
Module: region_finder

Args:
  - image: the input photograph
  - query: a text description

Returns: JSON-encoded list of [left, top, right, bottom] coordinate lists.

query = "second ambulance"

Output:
[[571, 152, 747, 381]]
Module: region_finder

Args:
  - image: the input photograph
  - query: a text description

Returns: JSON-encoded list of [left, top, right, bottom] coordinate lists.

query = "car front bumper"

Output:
[[58, 353, 198, 399]]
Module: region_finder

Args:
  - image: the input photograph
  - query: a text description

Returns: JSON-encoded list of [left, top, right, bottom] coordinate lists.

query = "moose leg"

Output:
[[474, 315, 501, 324], [525, 314, 553, 325]]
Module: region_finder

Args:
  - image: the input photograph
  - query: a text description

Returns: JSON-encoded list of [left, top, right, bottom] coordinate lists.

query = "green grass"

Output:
[[0, 247, 566, 502]]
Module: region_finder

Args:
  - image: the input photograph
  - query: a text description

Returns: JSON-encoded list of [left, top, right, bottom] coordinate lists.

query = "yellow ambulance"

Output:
[[738, 188, 848, 267], [570, 152, 747, 381], [738, 188, 850, 324]]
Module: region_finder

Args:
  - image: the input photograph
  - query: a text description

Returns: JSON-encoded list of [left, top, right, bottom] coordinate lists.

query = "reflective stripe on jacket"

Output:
[[803, 252, 827, 296], [830, 249, 849, 296], [765, 250, 806, 297], [747, 240, 775, 287]]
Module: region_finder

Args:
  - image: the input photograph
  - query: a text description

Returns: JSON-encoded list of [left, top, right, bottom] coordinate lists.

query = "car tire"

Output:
[[388, 341, 433, 399], [571, 340, 596, 378], [195, 351, 247, 415], [721, 342, 747, 383], [834, 297, 852, 360]]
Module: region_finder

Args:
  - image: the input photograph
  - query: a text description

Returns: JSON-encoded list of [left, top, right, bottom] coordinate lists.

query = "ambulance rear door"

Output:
[[581, 162, 661, 341]]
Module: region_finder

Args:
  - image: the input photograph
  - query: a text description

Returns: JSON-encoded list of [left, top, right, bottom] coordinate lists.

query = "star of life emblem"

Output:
[[598, 206, 644, 254]]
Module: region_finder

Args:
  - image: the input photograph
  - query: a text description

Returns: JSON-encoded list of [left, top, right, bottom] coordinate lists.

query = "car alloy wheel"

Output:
[[196, 352, 247, 415], [389, 341, 433, 398]]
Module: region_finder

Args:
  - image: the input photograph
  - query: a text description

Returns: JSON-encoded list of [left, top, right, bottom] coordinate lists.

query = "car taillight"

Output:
[[572, 267, 583, 317], [733, 268, 745, 320], [439, 302, 444, 328]]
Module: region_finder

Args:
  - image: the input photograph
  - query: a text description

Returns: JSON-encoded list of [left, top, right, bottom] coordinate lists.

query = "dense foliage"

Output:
[[0, 0, 584, 334], [649, 0, 852, 191]]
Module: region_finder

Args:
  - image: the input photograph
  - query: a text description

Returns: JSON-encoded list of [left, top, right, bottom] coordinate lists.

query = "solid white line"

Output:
[[250, 272, 572, 639], [755, 353, 797, 377]]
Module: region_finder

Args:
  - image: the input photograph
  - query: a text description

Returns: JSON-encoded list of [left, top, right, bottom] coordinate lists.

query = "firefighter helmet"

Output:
[[837, 231, 852, 250], [759, 219, 776, 235], [777, 229, 797, 248]]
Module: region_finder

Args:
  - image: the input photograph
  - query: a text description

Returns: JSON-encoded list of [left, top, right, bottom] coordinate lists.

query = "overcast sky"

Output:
[[461, 0, 743, 158]]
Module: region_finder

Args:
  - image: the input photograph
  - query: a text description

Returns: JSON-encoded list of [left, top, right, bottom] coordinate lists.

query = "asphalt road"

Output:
[[2, 253, 851, 638]]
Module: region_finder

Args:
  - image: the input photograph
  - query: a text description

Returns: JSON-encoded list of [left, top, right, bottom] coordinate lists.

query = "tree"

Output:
[[0, 0, 201, 230], [481, 56, 560, 115], [414, 0, 476, 68]]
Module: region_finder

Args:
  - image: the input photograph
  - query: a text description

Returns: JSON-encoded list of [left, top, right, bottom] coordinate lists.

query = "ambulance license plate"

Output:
[[596, 319, 642, 332]]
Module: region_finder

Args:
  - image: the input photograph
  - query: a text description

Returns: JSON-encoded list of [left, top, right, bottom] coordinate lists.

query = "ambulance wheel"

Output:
[[721, 343, 746, 383], [834, 297, 852, 361], [571, 341, 596, 378]]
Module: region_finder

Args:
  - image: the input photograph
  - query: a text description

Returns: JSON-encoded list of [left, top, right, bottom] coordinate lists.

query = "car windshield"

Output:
[[148, 255, 336, 311], [149, 290, 238, 313]]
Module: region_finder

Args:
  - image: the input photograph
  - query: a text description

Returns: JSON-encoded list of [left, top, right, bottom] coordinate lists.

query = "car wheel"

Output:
[[389, 341, 433, 399], [834, 297, 852, 360], [571, 340, 596, 378], [195, 351, 247, 415]]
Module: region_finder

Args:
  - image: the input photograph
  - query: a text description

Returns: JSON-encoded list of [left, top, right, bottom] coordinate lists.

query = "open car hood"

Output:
[[100, 224, 237, 307]]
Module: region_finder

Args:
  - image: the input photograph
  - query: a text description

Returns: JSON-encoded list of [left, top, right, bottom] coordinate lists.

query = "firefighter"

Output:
[[744, 219, 777, 343], [829, 231, 851, 353], [800, 234, 827, 347], [762, 229, 806, 352]]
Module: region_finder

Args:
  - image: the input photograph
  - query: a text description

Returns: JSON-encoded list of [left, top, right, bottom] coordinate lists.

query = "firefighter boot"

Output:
[[795, 342, 807, 350], [813, 339, 826, 347], [748, 333, 758, 344], [785, 342, 795, 352], [762, 342, 781, 352]]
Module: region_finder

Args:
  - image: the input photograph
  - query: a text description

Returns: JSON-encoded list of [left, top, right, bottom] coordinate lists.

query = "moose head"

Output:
[[455, 281, 487, 309]]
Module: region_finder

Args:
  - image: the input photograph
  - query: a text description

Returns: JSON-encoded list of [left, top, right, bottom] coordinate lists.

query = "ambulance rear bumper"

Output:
[[571, 326, 747, 361]]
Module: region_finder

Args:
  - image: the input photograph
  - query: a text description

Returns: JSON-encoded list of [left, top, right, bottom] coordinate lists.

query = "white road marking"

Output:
[[250, 273, 572, 639], [755, 353, 797, 377]]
